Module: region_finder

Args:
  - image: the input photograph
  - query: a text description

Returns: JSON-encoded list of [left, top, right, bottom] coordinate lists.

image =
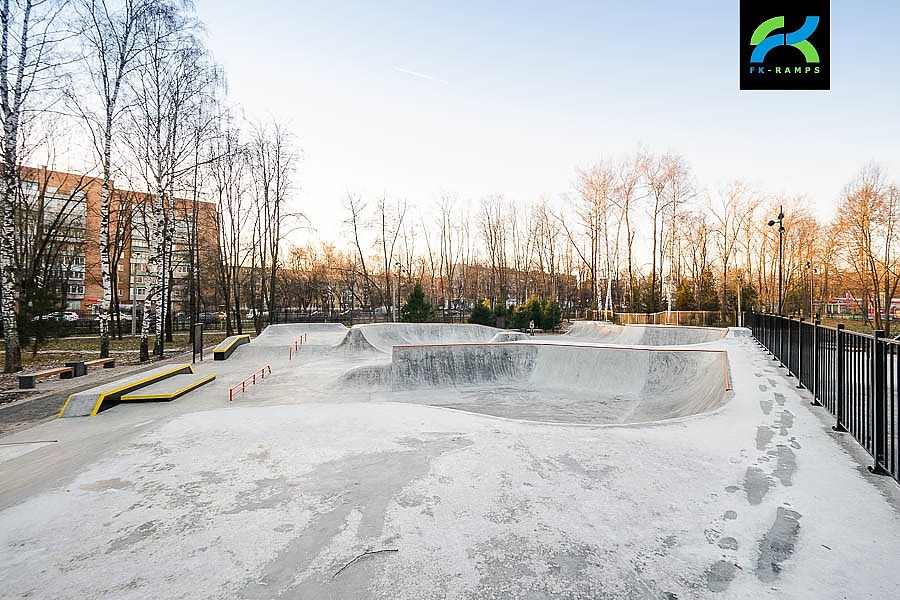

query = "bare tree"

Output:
[[207, 110, 248, 336], [71, 0, 157, 359], [662, 154, 693, 312], [247, 119, 297, 330], [122, 3, 207, 358], [344, 192, 378, 308], [479, 196, 507, 308], [834, 166, 900, 332], [614, 155, 642, 310], [710, 181, 758, 314], [11, 167, 91, 352]]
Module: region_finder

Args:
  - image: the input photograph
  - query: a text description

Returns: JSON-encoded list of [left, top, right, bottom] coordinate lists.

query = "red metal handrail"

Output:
[[288, 332, 308, 360], [229, 365, 272, 402]]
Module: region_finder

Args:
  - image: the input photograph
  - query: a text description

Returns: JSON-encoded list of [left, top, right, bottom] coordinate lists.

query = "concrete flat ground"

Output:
[[1, 324, 899, 599]]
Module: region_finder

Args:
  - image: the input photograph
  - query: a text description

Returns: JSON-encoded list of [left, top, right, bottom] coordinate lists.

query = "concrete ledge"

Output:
[[213, 335, 251, 360], [58, 364, 194, 417], [120, 373, 217, 401]]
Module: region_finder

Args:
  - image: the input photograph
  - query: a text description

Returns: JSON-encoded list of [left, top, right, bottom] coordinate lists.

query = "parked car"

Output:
[[197, 311, 221, 324], [338, 308, 361, 319], [34, 311, 80, 322], [94, 312, 132, 321]]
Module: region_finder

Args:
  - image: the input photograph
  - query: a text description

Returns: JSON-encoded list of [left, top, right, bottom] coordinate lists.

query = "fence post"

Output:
[[773, 314, 780, 360], [784, 316, 792, 374], [811, 318, 821, 406], [796, 317, 805, 387], [869, 330, 889, 475], [833, 324, 848, 433]]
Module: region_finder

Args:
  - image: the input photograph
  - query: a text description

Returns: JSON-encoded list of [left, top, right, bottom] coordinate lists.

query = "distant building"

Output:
[[14, 166, 218, 312]]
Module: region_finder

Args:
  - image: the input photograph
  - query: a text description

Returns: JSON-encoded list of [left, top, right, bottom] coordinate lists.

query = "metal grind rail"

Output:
[[229, 365, 272, 402], [288, 333, 308, 360], [747, 311, 899, 484]]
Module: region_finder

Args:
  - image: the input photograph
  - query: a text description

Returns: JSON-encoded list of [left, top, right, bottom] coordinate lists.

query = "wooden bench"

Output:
[[85, 357, 116, 369], [19, 366, 74, 389], [213, 334, 251, 361], [61, 357, 116, 379]]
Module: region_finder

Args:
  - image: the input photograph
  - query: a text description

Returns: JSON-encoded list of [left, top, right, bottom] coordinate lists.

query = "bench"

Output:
[[213, 334, 251, 360], [18, 366, 74, 389], [61, 357, 117, 379], [85, 357, 116, 369]]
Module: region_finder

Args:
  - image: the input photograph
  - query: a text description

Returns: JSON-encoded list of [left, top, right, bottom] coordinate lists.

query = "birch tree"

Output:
[[72, 0, 156, 359], [123, 4, 206, 358], [1, 0, 69, 372], [569, 162, 617, 313]]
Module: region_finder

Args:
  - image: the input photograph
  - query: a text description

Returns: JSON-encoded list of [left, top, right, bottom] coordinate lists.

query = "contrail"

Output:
[[393, 66, 450, 85]]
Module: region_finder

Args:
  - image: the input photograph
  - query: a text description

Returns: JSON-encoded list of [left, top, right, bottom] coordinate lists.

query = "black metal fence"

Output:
[[747, 311, 899, 484]]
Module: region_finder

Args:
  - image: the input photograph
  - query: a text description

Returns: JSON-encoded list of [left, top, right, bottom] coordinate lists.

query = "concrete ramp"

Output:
[[337, 323, 501, 354], [389, 343, 730, 425], [565, 321, 727, 345], [253, 323, 349, 348]]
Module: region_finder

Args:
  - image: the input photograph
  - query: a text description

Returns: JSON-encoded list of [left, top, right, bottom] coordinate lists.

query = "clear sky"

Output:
[[195, 1, 900, 242]]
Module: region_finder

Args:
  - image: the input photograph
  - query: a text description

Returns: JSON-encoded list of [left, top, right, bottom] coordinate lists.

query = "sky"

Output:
[[194, 1, 900, 244]]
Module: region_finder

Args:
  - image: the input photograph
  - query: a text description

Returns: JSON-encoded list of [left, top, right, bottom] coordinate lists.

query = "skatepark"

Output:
[[1, 322, 899, 599]]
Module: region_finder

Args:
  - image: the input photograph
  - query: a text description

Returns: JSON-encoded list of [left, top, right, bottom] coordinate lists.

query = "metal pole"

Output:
[[811, 318, 821, 406], [797, 317, 805, 387], [785, 316, 792, 375], [834, 324, 847, 433], [869, 330, 889, 475], [809, 264, 814, 317], [778, 210, 784, 315]]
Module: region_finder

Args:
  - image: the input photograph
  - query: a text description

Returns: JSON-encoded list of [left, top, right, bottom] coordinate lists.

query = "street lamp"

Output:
[[805, 261, 819, 318], [394, 261, 402, 323], [767, 206, 785, 315]]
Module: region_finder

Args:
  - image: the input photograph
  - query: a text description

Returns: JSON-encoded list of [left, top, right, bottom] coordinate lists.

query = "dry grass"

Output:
[[3, 331, 229, 370]]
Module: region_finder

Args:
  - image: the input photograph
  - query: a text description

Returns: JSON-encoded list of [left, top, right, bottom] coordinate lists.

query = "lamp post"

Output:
[[812, 266, 819, 318], [806, 261, 816, 317], [767, 206, 785, 315], [394, 261, 402, 323]]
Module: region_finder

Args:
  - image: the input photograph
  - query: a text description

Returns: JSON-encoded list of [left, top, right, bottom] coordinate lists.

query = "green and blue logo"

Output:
[[740, 1, 830, 91], [750, 16, 820, 64]]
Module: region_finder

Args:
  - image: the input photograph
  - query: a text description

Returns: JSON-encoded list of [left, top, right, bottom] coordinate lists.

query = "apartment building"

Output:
[[15, 166, 218, 313]]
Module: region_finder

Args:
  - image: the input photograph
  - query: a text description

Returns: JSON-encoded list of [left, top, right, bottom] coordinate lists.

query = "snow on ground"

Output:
[[0, 325, 899, 599]]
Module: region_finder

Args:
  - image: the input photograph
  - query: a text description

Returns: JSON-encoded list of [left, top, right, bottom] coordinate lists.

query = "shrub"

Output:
[[468, 299, 494, 326], [400, 282, 435, 322]]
